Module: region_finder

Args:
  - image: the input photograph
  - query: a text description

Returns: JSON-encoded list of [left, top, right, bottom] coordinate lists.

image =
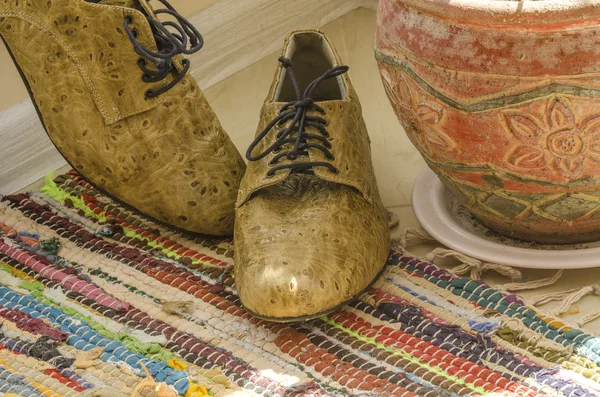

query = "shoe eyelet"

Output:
[[266, 171, 275, 178], [125, 16, 133, 24], [138, 58, 147, 67], [142, 74, 151, 83], [132, 28, 139, 38], [144, 90, 154, 100], [327, 154, 335, 160], [330, 168, 340, 174], [273, 146, 281, 153]]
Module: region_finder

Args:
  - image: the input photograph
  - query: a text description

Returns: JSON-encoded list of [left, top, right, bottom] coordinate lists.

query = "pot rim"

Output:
[[397, 0, 600, 26]]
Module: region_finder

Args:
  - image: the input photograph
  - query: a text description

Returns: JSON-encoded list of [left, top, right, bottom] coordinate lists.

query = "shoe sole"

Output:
[[240, 259, 389, 323], [1, 33, 231, 240]]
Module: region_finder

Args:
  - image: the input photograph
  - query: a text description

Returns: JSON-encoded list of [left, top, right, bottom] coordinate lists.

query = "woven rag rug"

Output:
[[0, 171, 598, 397]]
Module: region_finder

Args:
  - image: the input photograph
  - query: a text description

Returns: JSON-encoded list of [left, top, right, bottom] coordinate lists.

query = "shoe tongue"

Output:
[[277, 173, 328, 198]]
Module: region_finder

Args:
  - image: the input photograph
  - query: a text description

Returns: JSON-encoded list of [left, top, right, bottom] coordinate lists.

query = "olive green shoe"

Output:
[[234, 30, 390, 321], [0, 0, 245, 235]]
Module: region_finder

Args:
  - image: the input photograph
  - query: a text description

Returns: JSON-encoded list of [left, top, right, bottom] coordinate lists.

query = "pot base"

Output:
[[412, 166, 600, 269], [432, 167, 600, 245], [468, 209, 600, 245]]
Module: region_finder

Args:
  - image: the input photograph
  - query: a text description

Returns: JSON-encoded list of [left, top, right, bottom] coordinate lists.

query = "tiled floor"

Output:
[[21, 8, 600, 334]]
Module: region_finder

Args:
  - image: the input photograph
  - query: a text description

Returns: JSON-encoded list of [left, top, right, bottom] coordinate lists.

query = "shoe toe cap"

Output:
[[236, 248, 355, 319], [234, 185, 390, 320]]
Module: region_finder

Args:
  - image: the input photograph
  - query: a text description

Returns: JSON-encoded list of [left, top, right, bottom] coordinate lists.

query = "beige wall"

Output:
[[0, 0, 218, 111]]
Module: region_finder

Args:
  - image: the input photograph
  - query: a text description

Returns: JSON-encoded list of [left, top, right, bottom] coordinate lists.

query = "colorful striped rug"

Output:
[[0, 171, 598, 397]]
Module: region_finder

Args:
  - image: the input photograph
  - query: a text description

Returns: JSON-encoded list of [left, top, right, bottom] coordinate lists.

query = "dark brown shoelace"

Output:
[[247, 57, 349, 178], [124, 0, 203, 99]]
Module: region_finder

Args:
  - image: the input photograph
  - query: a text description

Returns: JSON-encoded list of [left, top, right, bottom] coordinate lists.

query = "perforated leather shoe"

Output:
[[0, 0, 245, 235], [234, 30, 390, 321]]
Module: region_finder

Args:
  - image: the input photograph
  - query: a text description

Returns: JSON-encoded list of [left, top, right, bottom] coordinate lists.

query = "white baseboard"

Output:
[[0, 101, 68, 195], [0, 0, 377, 194]]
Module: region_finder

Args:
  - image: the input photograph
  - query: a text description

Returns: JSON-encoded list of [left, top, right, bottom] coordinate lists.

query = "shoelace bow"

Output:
[[247, 57, 349, 177], [124, 0, 203, 99]]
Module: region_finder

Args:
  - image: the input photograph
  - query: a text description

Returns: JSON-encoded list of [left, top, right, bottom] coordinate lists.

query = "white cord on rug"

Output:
[[578, 310, 600, 328], [497, 270, 564, 293], [386, 209, 400, 230], [395, 228, 566, 292], [395, 228, 523, 281], [531, 285, 600, 319], [393, 227, 437, 249], [424, 247, 523, 282]]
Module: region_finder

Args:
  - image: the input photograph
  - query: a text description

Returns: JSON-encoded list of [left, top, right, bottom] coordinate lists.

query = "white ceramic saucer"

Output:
[[412, 167, 600, 269]]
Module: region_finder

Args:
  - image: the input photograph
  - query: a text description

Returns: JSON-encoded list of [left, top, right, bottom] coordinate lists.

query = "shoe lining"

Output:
[[274, 32, 346, 103]]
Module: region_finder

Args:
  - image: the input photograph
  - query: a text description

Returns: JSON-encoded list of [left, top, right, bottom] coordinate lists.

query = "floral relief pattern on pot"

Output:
[[380, 66, 458, 159], [502, 97, 600, 181]]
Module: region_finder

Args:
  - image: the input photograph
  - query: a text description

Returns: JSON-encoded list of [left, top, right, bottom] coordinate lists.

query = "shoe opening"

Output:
[[274, 31, 346, 103]]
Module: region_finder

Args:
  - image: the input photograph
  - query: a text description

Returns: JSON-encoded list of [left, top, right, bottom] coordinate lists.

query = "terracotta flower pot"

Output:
[[376, 0, 600, 244]]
